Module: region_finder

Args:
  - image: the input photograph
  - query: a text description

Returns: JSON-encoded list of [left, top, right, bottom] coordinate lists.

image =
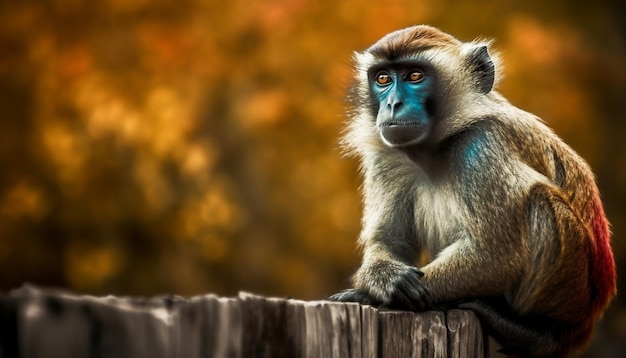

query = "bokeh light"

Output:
[[1, 0, 624, 356]]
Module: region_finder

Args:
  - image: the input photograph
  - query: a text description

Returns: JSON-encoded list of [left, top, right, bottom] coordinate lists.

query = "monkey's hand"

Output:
[[328, 262, 432, 311], [328, 288, 383, 306]]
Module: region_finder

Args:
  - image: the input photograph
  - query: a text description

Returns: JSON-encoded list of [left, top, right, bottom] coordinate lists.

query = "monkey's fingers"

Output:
[[388, 267, 432, 311], [327, 289, 382, 306]]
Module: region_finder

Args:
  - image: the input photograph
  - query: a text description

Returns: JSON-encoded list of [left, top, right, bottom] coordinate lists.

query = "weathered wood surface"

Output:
[[0, 285, 486, 358]]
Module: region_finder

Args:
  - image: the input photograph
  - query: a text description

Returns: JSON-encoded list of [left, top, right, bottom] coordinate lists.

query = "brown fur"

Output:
[[368, 25, 461, 59], [330, 25, 616, 357]]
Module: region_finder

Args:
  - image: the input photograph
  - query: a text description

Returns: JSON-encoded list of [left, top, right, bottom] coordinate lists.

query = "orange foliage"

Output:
[[0, 4, 625, 353]]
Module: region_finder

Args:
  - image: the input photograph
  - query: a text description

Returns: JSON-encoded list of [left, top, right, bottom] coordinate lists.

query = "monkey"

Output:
[[328, 25, 616, 357]]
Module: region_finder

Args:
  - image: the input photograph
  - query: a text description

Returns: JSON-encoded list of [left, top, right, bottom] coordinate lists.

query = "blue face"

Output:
[[369, 62, 434, 147]]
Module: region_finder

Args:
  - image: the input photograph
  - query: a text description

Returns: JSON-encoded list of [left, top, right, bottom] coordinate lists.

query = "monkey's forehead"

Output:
[[367, 25, 461, 60]]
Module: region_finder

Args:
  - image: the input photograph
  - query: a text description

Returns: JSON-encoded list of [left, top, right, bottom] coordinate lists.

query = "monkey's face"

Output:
[[368, 62, 435, 147], [352, 26, 497, 150]]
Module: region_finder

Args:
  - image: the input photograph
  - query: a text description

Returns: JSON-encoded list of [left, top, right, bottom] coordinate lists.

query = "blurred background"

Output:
[[0, 0, 624, 355]]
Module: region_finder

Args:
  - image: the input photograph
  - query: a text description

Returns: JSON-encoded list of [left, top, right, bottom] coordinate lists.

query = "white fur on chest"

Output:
[[413, 181, 464, 255], [412, 159, 548, 257]]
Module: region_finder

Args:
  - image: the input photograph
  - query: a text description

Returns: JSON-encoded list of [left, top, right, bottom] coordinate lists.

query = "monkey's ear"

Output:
[[466, 45, 495, 94]]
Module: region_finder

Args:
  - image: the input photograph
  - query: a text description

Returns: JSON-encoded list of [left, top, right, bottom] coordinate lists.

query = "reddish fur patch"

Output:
[[367, 25, 460, 60], [590, 195, 616, 314]]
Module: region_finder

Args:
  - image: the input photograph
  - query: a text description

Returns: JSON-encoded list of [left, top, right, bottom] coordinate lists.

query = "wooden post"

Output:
[[0, 285, 486, 358]]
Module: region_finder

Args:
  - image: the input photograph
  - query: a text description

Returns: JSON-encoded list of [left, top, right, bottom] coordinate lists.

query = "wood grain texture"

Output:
[[0, 285, 485, 358]]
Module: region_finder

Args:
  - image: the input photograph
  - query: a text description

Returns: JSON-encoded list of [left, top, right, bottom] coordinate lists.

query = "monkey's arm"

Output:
[[329, 157, 433, 309], [329, 242, 432, 310], [420, 234, 523, 304]]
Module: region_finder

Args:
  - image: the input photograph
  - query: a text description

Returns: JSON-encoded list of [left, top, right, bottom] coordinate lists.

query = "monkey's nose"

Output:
[[387, 101, 403, 118]]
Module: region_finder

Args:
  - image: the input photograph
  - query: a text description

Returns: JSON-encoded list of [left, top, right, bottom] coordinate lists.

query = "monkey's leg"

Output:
[[515, 185, 592, 322], [464, 185, 594, 357]]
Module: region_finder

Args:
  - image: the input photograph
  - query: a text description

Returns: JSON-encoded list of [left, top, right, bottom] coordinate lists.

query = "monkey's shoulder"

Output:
[[439, 117, 521, 168], [469, 116, 599, 211], [445, 114, 582, 179]]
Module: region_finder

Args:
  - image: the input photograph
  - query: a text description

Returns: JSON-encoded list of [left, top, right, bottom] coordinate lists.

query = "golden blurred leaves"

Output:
[[64, 243, 125, 291], [0, 1, 624, 312], [236, 90, 289, 129], [1, 180, 47, 222]]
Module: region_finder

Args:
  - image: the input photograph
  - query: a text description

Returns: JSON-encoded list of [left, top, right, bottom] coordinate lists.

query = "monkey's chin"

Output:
[[379, 123, 429, 147]]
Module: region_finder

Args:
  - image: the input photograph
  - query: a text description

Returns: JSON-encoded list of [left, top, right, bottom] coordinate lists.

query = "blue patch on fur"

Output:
[[463, 135, 489, 168]]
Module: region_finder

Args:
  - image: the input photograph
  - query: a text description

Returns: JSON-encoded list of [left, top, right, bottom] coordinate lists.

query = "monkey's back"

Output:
[[499, 108, 616, 315]]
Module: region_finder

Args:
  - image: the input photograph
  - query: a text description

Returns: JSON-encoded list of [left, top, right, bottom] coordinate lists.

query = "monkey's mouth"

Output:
[[379, 122, 428, 147]]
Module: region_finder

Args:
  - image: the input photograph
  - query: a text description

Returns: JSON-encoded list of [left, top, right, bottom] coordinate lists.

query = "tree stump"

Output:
[[0, 285, 486, 358]]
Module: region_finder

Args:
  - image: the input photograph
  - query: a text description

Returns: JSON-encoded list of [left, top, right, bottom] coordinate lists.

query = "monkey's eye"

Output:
[[375, 71, 392, 86], [407, 69, 425, 83]]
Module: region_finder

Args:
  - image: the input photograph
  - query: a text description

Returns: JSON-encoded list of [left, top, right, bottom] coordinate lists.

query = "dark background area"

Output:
[[1, 0, 625, 355]]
